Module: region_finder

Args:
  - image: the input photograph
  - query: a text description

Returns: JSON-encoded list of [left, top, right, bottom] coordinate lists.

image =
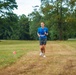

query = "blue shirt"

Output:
[[37, 27, 48, 39]]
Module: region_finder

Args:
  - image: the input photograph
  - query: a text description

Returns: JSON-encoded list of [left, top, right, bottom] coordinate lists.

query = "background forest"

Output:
[[0, 0, 76, 40]]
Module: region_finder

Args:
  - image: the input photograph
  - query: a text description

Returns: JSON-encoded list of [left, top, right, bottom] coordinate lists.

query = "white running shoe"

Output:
[[39, 52, 43, 56], [43, 55, 46, 58]]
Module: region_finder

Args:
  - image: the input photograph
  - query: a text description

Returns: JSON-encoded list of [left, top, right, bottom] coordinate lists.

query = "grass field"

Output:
[[0, 40, 76, 75]]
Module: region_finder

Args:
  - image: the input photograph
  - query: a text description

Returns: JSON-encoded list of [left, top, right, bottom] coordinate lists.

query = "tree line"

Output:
[[0, 0, 76, 40]]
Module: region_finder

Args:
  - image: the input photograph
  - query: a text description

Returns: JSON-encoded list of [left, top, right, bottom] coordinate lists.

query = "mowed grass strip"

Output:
[[0, 40, 39, 68], [0, 40, 76, 75]]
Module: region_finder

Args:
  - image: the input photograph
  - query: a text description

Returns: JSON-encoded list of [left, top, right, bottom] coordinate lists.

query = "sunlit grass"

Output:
[[0, 40, 39, 68], [0, 40, 76, 75]]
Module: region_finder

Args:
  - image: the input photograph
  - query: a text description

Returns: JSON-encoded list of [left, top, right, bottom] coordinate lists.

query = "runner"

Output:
[[37, 22, 48, 57]]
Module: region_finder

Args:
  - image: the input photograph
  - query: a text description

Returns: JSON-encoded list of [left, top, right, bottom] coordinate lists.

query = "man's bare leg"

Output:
[[42, 45, 46, 57], [40, 45, 44, 53], [39, 45, 44, 56], [40, 45, 46, 57]]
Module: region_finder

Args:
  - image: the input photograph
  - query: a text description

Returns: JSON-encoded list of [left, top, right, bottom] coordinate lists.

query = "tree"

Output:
[[0, 13, 19, 39], [0, 0, 17, 16], [0, 0, 18, 40], [18, 14, 30, 40], [28, 11, 42, 40], [40, 0, 76, 40]]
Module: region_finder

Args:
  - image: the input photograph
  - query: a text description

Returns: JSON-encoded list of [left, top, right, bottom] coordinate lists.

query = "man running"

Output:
[[37, 22, 48, 57]]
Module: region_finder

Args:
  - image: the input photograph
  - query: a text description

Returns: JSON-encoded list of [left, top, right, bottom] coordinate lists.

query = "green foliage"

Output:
[[0, 0, 76, 40], [18, 14, 30, 40], [39, 0, 76, 40], [0, 13, 19, 39], [0, 0, 19, 40], [28, 0, 76, 40], [29, 11, 42, 40], [0, 0, 17, 15]]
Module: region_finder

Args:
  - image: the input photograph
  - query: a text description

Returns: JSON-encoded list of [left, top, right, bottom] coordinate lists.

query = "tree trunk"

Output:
[[57, 0, 63, 40]]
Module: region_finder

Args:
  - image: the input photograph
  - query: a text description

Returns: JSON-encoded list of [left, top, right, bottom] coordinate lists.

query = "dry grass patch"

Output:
[[0, 40, 76, 75]]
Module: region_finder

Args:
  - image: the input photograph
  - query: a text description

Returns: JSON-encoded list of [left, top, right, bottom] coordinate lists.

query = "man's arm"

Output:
[[37, 33, 40, 37], [45, 28, 48, 36], [37, 28, 40, 37]]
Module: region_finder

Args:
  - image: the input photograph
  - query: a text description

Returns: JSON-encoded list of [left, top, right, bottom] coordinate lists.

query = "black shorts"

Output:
[[39, 39, 47, 45]]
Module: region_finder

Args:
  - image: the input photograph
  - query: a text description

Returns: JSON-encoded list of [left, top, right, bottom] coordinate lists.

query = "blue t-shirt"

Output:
[[37, 27, 48, 39]]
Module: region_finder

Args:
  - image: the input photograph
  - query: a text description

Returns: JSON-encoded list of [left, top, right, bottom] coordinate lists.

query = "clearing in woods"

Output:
[[0, 40, 76, 75]]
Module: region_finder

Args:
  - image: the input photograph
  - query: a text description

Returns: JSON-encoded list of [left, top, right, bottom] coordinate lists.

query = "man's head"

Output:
[[41, 22, 45, 28]]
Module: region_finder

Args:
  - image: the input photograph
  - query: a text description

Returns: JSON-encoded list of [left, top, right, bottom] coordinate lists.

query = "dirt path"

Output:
[[0, 43, 76, 75]]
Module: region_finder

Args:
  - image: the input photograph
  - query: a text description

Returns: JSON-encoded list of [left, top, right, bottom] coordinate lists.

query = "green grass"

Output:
[[0, 40, 76, 75], [0, 40, 76, 69], [0, 40, 39, 69]]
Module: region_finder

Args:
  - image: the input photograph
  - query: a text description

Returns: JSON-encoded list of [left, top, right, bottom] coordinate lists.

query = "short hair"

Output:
[[41, 22, 45, 24]]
